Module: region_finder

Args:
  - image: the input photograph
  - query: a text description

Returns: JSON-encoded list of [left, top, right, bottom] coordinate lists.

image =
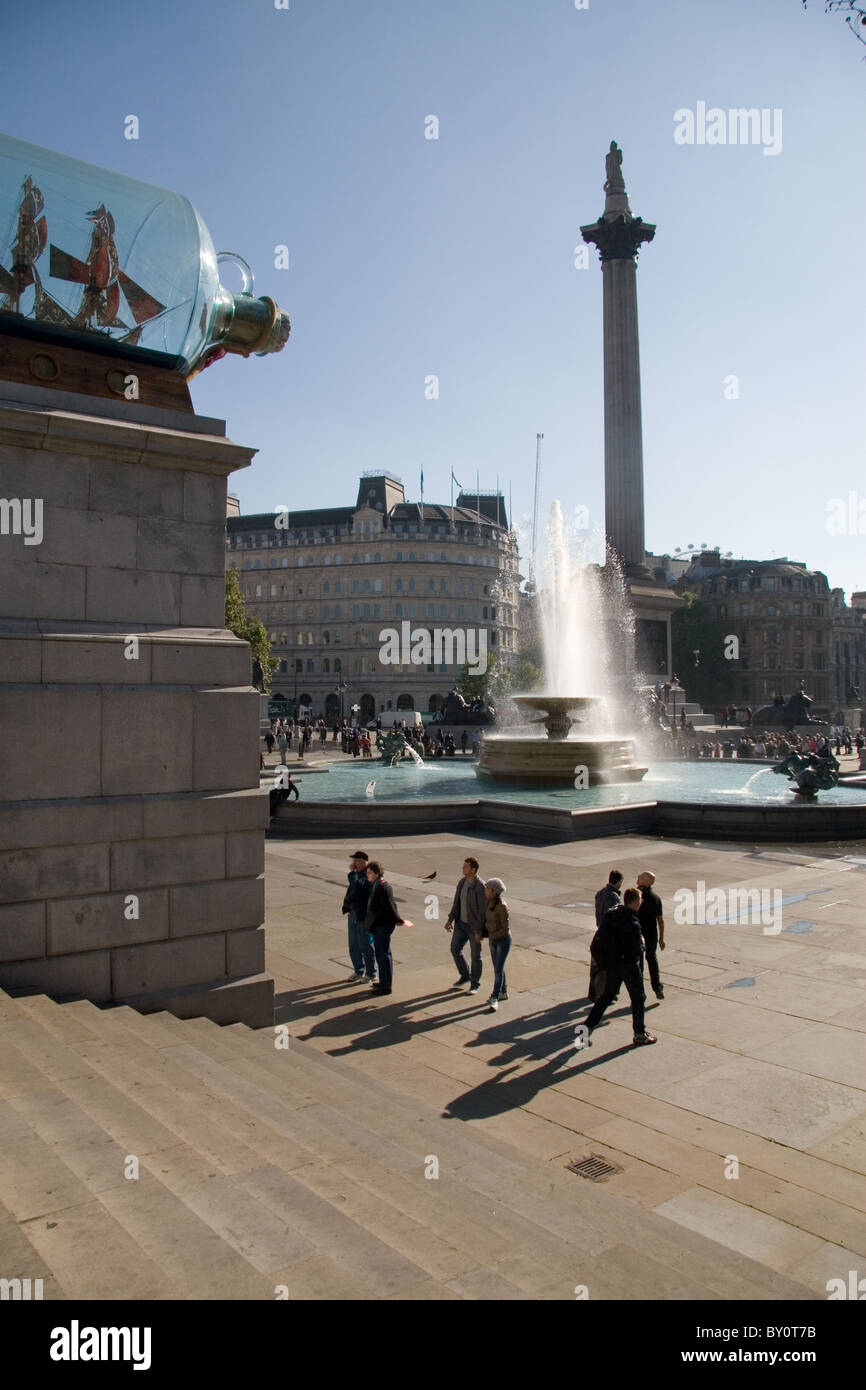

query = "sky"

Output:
[[3, 0, 865, 596]]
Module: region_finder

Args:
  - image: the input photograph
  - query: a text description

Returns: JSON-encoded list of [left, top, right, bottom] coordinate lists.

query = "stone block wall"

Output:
[[0, 398, 273, 1027]]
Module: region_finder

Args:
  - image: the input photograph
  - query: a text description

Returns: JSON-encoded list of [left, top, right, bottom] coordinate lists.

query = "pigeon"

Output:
[[422, 871, 437, 881]]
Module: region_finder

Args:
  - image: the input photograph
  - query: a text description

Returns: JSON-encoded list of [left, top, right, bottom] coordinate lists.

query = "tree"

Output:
[[225, 568, 277, 693], [512, 655, 544, 692], [803, 1, 866, 51], [457, 655, 499, 702], [671, 591, 736, 709]]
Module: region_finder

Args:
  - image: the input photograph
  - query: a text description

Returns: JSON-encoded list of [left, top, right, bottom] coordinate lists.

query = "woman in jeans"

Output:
[[482, 877, 510, 1012], [364, 861, 404, 996]]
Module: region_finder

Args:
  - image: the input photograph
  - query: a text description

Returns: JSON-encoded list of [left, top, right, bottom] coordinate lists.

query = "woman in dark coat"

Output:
[[364, 861, 403, 996]]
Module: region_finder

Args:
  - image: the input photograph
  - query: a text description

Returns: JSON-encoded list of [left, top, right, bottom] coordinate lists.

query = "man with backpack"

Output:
[[578, 887, 657, 1048]]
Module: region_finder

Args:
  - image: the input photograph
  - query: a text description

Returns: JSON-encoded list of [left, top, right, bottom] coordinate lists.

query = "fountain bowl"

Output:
[[476, 692, 648, 787]]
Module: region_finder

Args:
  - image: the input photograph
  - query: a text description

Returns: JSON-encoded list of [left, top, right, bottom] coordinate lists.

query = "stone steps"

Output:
[[0, 986, 815, 1300]]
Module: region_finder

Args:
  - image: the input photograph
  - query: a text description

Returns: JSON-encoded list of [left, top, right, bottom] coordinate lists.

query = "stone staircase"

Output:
[[0, 986, 813, 1301]]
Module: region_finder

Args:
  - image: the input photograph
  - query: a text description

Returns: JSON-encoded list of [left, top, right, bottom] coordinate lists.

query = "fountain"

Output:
[[475, 503, 649, 788], [476, 693, 647, 786]]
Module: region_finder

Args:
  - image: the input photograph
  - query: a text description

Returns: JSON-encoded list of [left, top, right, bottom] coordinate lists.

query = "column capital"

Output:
[[580, 214, 656, 264]]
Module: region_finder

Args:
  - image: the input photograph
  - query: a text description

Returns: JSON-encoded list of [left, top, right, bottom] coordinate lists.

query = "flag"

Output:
[[451, 471, 463, 490]]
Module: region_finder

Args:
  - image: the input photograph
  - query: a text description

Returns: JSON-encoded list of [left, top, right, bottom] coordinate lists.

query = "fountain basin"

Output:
[[478, 693, 647, 787], [476, 735, 647, 787]]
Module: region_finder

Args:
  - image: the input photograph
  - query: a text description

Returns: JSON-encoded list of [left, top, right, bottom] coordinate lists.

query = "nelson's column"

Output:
[[581, 141, 680, 678]]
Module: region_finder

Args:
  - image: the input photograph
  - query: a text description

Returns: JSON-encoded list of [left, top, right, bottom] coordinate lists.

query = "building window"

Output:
[[374, 578, 382, 592], [396, 604, 403, 618]]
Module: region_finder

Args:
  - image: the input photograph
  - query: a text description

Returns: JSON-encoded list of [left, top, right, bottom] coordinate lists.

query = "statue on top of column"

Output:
[[604, 141, 625, 194]]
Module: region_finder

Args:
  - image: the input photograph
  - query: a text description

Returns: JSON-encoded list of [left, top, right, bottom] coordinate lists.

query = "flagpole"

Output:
[[476, 469, 480, 525]]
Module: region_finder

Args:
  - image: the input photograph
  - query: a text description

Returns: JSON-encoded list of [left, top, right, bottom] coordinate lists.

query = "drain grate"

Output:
[[567, 1154, 621, 1182]]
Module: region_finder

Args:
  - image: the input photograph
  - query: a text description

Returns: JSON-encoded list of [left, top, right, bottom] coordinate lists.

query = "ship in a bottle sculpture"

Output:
[[0, 132, 289, 376]]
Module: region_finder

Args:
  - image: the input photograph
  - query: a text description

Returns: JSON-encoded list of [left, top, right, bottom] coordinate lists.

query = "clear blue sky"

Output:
[[4, 0, 865, 595]]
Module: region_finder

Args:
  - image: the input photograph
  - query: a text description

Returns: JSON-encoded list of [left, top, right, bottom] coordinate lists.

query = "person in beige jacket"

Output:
[[481, 877, 510, 1012]]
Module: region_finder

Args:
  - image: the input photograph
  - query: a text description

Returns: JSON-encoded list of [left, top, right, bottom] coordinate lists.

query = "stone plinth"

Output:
[[0, 389, 273, 1027]]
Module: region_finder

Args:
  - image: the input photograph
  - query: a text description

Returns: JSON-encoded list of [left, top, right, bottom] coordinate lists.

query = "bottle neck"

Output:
[[209, 286, 290, 359]]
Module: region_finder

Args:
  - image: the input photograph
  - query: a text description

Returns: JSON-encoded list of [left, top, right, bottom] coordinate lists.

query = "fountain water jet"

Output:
[[475, 502, 648, 787]]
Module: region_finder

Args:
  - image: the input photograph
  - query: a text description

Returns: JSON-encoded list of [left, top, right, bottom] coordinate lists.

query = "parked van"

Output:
[[366, 711, 423, 731]]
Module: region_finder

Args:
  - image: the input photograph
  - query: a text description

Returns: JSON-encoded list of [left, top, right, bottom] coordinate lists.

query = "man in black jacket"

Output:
[[579, 888, 657, 1047], [342, 850, 375, 983], [364, 860, 404, 995], [588, 869, 623, 1001]]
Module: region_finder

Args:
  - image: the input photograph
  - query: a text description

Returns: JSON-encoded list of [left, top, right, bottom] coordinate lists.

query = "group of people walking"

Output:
[[339, 852, 666, 1044], [341, 853, 510, 1011], [582, 868, 664, 1047]]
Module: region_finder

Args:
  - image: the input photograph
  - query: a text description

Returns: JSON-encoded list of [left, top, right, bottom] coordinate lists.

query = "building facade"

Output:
[[226, 472, 520, 722], [678, 552, 865, 719]]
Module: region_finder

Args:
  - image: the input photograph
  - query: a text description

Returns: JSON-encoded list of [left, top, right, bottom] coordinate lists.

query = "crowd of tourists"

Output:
[[681, 727, 862, 762], [339, 851, 665, 1048], [264, 717, 482, 764]]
